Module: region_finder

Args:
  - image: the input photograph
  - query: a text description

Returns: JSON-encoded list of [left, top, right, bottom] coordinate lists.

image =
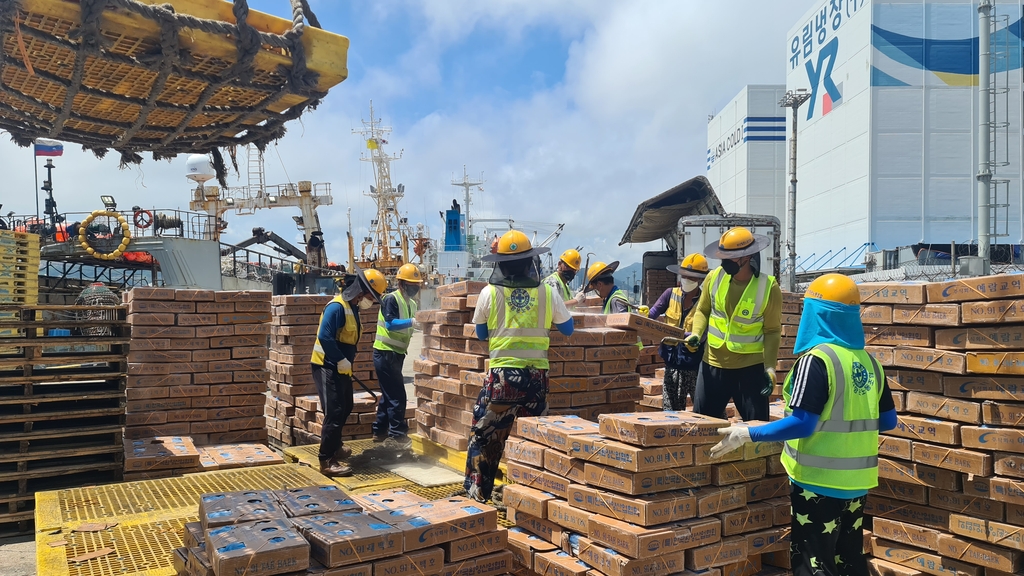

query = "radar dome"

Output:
[[185, 154, 215, 184]]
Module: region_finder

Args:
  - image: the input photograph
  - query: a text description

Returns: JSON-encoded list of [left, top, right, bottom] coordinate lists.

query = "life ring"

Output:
[[133, 209, 153, 229], [79, 210, 131, 261]]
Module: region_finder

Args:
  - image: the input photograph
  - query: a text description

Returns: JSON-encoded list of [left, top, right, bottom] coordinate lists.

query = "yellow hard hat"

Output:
[[585, 260, 619, 288], [396, 263, 423, 283], [363, 269, 388, 296], [704, 226, 770, 259], [667, 253, 709, 279], [482, 229, 551, 262], [805, 273, 860, 306], [559, 249, 582, 271]]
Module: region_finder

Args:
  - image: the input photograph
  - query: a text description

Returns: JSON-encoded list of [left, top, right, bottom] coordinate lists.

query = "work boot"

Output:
[[334, 444, 353, 460], [372, 434, 387, 443], [319, 458, 352, 478], [383, 436, 412, 451]]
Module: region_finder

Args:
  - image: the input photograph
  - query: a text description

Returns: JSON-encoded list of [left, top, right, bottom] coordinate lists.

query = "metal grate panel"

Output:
[[64, 517, 191, 576], [283, 443, 408, 491]]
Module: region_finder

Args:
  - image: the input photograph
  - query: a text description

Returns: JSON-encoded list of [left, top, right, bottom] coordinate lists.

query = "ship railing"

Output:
[[218, 242, 345, 282], [8, 208, 223, 246]]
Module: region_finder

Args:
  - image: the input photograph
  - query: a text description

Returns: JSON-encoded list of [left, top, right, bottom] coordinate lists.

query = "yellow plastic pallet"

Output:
[[36, 464, 329, 576], [282, 441, 408, 492]]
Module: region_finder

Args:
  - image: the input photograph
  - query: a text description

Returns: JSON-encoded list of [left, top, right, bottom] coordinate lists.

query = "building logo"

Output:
[[707, 117, 785, 169], [806, 37, 842, 120]]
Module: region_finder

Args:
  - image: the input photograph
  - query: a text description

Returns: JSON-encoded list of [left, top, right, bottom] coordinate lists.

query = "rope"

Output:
[[0, 0, 328, 165]]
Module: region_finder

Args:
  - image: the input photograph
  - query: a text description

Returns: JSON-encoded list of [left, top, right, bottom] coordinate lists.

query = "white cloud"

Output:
[[0, 0, 812, 272]]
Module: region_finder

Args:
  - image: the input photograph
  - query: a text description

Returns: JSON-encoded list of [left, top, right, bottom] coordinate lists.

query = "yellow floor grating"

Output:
[[282, 441, 409, 491], [36, 464, 329, 576]]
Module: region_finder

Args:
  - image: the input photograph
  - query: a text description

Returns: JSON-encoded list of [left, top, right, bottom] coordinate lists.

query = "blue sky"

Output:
[[0, 0, 814, 267]]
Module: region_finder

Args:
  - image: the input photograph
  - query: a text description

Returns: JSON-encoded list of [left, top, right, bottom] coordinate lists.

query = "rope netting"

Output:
[[0, 0, 330, 184]]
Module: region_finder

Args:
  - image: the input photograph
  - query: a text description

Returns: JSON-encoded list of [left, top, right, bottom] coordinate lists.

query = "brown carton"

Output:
[[598, 412, 727, 446], [503, 485, 557, 519], [574, 536, 685, 576], [744, 526, 789, 555], [582, 462, 711, 494], [603, 313, 687, 340], [373, 547, 445, 576], [865, 326, 933, 347], [937, 326, 1024, 350], [893, 304, 960, 326], [928, 274, 1024, 303], [871, 518, 940, 551], [275, 486, 361, 518], [505, 463, 570, 498], [905, 392, 981, 423], [866, 495, 951, 531], [505, 438, 545, 467], [515, 416, 600, 451], [878, 436, 914, 460], [534, 551, 591, 576], [441, 550, 514, 576], [936, 533, 1023, 572], [929, 488, 1004, 521], [206, 519, 310, 576], [566, 484, 696, 526], [968, 351, 1024, 375], [716, 502, 772, 536], [893, 346, 966, 375], [984, 401, 1024, 426], [859, 283, 927, 305], [870, 537, 981, 576], [567, 434, 693, 471], [290, 512, 402, 567], [124, 436, 200, 471], [962, 425, 1024, 454], [693, 485, 747, 518], [543, 449, 586, 483], [962, 298, 1024, 324], [709, 459, 766, 486], [861, 305, 894, 325], [586, 516, 720, 559], [507, 527, 558, 570], [684, 535, 748, 570], [911, 441, 992, 475], [350, 489, 427, 512], [199, 490, 286, 530], [372, 497, 498, 551], [887, 415, 960, 445], [877, 458, 960, 491]]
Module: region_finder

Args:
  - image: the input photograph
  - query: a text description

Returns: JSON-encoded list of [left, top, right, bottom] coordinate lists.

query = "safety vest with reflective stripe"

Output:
[[487, 284, 554, 369], [705, 267, 774, 354], [603, 289, 630, 315], [544, 272, 572, 301], [310, 296, 359, 374], [374, 290, 417, 354], [665, 287, 686, 327], [780, 343, 884, 491]]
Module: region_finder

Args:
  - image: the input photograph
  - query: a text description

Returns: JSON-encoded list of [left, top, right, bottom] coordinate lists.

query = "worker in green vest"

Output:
[[686, 227, 781, 421], [311, 267, 387, 477], [464, 229, 574, 504], [543, 248, 582, 304], [584, 260, 630, 313], [709, 273, 897, 576], [372, 263, 423, 448], [649, 253, 710, 410]]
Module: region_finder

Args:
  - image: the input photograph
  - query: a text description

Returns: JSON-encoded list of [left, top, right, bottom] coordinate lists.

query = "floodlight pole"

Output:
[[779, 89, 811, 293]]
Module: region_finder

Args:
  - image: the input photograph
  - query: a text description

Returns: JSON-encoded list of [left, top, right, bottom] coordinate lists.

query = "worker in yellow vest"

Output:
[[372, 263, 424, 448], [543, 248, 582, 305], [310, 266, 386, 477], [686, 227, 781, 421], [465, 230, 574, 504], [584, 261, 630, 313], [710, 274, 896, 576], [648, 253, 709, 410]]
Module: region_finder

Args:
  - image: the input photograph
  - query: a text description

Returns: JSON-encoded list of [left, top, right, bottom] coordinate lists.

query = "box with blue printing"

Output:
[[289, 511, 402, 568], [370, 497, 498, 552], [205, 518, 310, 576], [199, 490, 287, 530], [277, 485, 362, 518]]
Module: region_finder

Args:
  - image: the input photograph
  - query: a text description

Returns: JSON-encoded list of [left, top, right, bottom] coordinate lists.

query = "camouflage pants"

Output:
[[663, 367, 697, 411], [463, 367, 548, 502]]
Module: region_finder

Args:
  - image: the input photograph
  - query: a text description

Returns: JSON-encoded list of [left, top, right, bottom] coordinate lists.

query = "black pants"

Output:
[[312, 363, 354, 462], [693, 362, 768, 421], [790, 484, 867, 576], [372, 349, 409, 438], [663, 367, 698, 411]]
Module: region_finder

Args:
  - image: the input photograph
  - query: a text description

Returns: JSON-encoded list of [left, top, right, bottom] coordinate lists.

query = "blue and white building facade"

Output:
[[706, 85, 789, 225], [786, 0, 1024, 266]]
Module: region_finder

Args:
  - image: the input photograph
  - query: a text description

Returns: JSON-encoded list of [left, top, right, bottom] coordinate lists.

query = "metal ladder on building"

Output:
[[986, 9, 1011, 245]]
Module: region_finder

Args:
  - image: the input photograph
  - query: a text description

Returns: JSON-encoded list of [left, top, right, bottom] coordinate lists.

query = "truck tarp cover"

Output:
[[619, 176, 724, 245]]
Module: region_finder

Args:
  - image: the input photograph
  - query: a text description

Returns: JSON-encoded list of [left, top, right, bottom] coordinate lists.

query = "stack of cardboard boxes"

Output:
[[818, 275, 1024, 575], [123, 437, 285, 480], [124, 288, 271, 445], [413, 282, 686, 452], [264, 294, 417, 447], [503, 414, 792, 576], [173, 487, 512, 576]]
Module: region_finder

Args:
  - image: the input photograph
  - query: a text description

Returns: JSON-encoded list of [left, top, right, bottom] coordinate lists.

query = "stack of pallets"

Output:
[[0, 302, 127, 536], [0, 231, 39, 308]]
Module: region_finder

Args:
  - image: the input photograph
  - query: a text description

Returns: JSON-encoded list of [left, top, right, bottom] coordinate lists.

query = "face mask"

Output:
[[680, 279, 699, 292], [405, 284, 421, 298], [358, 297, 374, 310], [560, 269, 576, 283], [721, 260, 741, 276]]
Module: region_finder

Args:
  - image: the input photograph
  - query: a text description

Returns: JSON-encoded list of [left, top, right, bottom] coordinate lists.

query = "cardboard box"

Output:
[[870, 537, 982, 576], [276, 486, 361, 517], [372, 497, 498, 551], [124, 436, 200, 471], [373, 547, 445, 576], [905, 392, 981, 423], [199, 490, 286, 529], [505, 438, 546, 467], [693, 485, 747, 518], [962, 299, 1024, 324], [862, 305, 894, 325], [968, 352, 1024, 375], [710, 460, 766, 486], [586, 516, 721, 559], [503, 485, 557, 519], [567, 434, 693, 472], [866, 495, 951, 531], [716, 502, 772, 536], [912, 441, 992, 475], [962, 425, 1024, 454], [936, 326, 1024, 350], [928, 274, 1024, 303], [893, 304, 960, 326], [206, 519, 310, 576], [936, 533, 1023, 572], [877, 458, 961, 491], [290, 511, 402, 568], [582, 462, 711, 494], [865, 326, 933, 347], [893, 346, 966, 375], [505, 463, 570, 498], [441, 550, 514, 576], [546, 499, 593, 534], [515, 416, 601, 451], [984, 401, 1024, 426], [950, 514, 1024, 552], [929, 488, 1004, 521], [887, 415, 960, 445], [567, 484, 696, 526], [684, 536, 748, 570], [871, 518, 941, 551], [544, 449, 585, 483], [742, 476, 789, 503], [859, 283, 927, 305], [534, 551, 591, 576], [603, 313, 687, 340], [878, 436, 914, 461], [870, 479, 928, 505], [573, 536, 685, 576], [507, 527, 558, 570], [996, 451, 1024, 479], [598, 412, 727, 446]]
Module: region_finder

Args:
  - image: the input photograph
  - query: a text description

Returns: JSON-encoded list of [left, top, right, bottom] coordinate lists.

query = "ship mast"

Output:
[[353, 102, 412, 271], [451, 165, 484, 232]]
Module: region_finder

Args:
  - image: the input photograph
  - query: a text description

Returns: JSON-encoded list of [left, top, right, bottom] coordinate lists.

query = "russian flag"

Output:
[[34, 138, 63, 157]]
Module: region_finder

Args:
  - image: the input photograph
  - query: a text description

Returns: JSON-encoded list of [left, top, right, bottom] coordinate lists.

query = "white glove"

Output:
[[572, 292, 587, 306], [709, 426, 752, 459], [336, 358, 352, 373]]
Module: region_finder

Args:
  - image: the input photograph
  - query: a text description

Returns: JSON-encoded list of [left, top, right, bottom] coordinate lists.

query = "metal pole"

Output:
[[978, 0, 993, 274], [787, 104, 799, 292]]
